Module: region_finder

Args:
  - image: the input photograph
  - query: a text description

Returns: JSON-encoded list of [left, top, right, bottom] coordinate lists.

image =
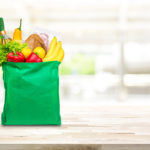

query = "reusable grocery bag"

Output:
[[1, 61, 61, 125]]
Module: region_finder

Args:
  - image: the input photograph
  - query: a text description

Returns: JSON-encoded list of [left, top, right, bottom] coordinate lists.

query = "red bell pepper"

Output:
[[26, 52, 42, 62], [7, 51, 25, 62]]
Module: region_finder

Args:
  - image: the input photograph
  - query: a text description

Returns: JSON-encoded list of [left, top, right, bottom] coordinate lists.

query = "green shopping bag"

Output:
[[1, 61, 61, 125]]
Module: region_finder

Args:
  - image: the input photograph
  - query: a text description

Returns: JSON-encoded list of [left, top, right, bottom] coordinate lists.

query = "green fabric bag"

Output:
[[1, 61, 61, 125]]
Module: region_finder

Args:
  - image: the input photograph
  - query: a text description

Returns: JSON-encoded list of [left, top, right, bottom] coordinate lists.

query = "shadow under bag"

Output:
[[2, 61, 61, 125]]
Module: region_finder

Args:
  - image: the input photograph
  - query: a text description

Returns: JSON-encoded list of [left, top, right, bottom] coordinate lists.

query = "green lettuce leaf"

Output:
[[0, 41, 27, 66]]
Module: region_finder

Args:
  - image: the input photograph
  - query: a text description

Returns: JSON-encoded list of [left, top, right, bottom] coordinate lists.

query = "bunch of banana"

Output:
[[43, 37, 64, 62]]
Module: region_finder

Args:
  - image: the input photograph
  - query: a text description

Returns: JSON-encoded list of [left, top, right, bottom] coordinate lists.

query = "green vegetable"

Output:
[[0, 41, 27, 65]]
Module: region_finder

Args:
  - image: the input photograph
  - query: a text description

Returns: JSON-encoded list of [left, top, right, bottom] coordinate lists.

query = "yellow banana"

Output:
[[56, 48, 64, 62], [43, 47, 64, 62], [45, 36, 57, 58], [43, 41, 62, 62]]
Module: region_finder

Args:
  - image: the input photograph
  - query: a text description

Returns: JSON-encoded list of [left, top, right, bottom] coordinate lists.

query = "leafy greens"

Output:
[[0, 41, 27, 65]]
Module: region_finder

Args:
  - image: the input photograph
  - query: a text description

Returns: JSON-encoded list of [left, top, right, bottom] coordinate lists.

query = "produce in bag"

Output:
[[26, 52, 42, 62], [43, 37, 64, 62], [33, 47, 46, 59], [33, 28, 58, 51], [0, 18, 65, 125], [7, 51, 25, 62], [0, 17, 11, 45], [21, 47, 32, 59], [25, 34, 47, 51], [12, 19, 22, 44]]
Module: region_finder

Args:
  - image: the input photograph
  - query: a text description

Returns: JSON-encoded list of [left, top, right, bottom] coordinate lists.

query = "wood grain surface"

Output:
[[0, 144, 150, 150], [0, 104, 150, 145]]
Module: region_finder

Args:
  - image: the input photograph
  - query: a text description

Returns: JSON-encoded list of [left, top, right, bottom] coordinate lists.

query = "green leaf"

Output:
[[0, 41, 27, 66]]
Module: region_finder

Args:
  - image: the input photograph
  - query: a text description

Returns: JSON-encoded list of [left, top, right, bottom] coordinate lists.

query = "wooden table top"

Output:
[[0, 104, 150, 144]]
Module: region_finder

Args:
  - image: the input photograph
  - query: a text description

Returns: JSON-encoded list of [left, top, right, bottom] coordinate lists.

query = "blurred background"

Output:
[[1, 0, 150, 104]]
